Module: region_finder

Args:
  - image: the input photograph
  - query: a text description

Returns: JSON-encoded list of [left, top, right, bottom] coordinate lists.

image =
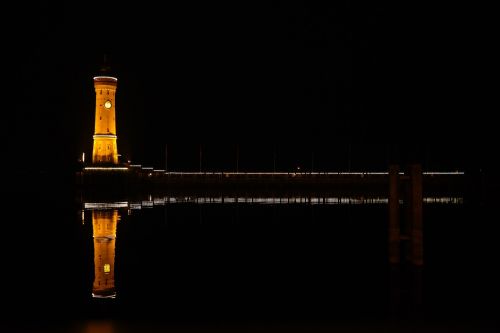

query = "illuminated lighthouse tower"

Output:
[[92, 76, 119, 164]]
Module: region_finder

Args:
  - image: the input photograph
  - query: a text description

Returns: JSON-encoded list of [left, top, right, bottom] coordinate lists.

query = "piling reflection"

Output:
[[92, 210, 119, 299], [388, 164, 424, 317]]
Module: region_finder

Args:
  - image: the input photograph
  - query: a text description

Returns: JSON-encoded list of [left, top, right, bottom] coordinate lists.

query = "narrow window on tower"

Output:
[[107, 90, 109, 95], [100, 90, 102, 95]]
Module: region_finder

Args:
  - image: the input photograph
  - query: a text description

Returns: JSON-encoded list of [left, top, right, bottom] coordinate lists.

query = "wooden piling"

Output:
[[389, 164, 400, 264], [388, 164, 423, 266], [409, 164, 423, 266]]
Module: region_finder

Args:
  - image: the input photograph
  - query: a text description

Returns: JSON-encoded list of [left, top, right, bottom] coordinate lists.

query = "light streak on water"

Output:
[[84, 196, 463, 210]]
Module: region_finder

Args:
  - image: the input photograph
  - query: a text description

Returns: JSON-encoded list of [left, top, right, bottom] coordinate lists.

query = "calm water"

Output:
[[2, 188, 497, 332]]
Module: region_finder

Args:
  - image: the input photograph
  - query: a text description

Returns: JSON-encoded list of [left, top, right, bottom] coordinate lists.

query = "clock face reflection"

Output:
[[104, 100, 112, 109]]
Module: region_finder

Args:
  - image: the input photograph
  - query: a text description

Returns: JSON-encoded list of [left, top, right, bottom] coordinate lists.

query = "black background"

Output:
[[1, 2, 498, 332]]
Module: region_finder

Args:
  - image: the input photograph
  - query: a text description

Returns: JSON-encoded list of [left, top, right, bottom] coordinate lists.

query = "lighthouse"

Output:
[[92, 210, 119, 298], [92, 76, 119, 164]]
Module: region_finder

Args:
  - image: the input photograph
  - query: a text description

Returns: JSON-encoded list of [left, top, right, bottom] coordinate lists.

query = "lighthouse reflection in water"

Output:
[[91, 210, 119, 299], [76, 193, 496, 328]]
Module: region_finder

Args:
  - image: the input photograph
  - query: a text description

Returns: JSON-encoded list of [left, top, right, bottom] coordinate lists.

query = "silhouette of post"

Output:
[[273, 144, 276, 173], [236, 144, 239, 173], [165, 144, 168, 172], [388, 164, 423, 265], [389, 165, 400, 264], [389, 265, 401, 317], [348, 143, 352, 171], [409, 164, 423, 266], [311, 151, 314, 173], [388, 163, 424, 317], [199, 144, 202, 173]]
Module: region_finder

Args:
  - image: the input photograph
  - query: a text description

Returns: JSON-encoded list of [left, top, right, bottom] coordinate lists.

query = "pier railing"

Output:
[[76, 166, 465, 199]]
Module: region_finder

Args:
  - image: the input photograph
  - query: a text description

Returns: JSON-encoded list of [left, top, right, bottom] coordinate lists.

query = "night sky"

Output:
[[4, 1, 493, 174]]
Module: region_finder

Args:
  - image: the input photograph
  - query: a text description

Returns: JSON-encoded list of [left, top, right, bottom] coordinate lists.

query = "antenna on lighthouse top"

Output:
[[99, 54, 111, 75]]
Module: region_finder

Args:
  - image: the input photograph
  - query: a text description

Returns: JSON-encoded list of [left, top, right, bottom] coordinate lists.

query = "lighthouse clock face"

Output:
[[104, 100, 112, 109]]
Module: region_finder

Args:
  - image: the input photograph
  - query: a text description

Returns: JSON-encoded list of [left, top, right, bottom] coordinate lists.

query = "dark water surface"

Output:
[[1, 184, 497, 332]]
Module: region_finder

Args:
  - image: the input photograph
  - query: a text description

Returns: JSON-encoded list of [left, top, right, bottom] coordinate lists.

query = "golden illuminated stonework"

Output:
[[92, 76, 119, 164], [92, 210, 119, 298]]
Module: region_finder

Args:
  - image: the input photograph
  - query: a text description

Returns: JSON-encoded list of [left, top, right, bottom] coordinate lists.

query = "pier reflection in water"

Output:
[[1, 189, 495, 333], [82, 194, 466, 312]]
